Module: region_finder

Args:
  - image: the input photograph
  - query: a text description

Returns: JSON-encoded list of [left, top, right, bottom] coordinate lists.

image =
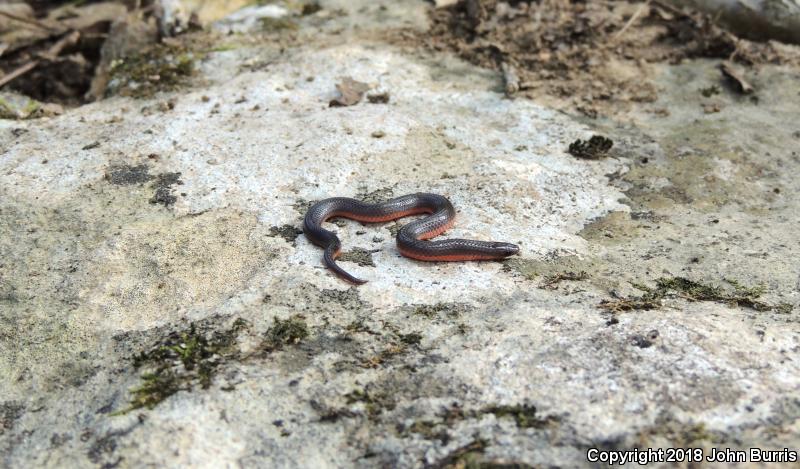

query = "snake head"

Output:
[[493, 242, 520, 257]]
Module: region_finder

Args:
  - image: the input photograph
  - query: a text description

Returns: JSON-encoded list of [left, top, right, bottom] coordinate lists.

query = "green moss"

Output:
[[115, 320, 246, 414], [600, 276, 778, 313], [503, 256, 599, 287], [21, 99, 41, 117], [268, 224, 303, 244], [398, 332, 422, 345], [337, 247, 377, 267], [345, 318, 371, 334], [259, 17, 298, 31], [482, 404, 558, 429], [206, 42, 240, 53], [0, 94, 41, 119], [128, 371, 181, 411], [262, 315, 309, 351], [540, 270, 589, 289], [681, 423, 715, 444], [413, 302, 466, 319], [656, 277, 724, 300], [360, 343, 407, 368], [599, 288, 662, 313], [108, 44, 200, 98], [0, 97, 11, 118], [401, 403, 558, 447], [344, 387, 395, 418], [230, 317, 250, 332], [406, 419, 440, 438], [639, 415, 720, 447]]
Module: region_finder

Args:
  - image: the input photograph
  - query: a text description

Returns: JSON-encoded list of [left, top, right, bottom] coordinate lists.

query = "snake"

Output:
[[303, 193, 520, 284]]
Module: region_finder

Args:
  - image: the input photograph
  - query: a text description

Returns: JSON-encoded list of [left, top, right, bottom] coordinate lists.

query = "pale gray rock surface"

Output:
[[1, 1, 799, 468]]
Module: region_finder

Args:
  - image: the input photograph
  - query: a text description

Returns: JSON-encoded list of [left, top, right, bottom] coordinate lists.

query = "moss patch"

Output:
[[482, 404, 559, 429], [268, 224, 304, 244], [405, 420, 449, 443], [148, 172, 183, 207], [637, 414, 721, 447], [104, 165, 182, 207], [504, 256, 601, 287], [0, 93, 42, 120], [600, 277, 788, 313], [115, 319, 247, 413], [354, 186, 394, 204], [105, 164, 153, 186], [568, 135, 614, 160], [399, 402, 559, 455], [259, 16, 298, 32], [344, 318, 376, 335], [108, 43, 200, 98], [125, 371, 182, 412], [262, 315, 309, 352], [320, 287, 366, 310], [398, 332, 423, 346], [540, 271, 589, 289], [344, 387, 396, 419], [360, 343, 408, 369], [412, 302, 469, 319], [338, 247, 378, 267]]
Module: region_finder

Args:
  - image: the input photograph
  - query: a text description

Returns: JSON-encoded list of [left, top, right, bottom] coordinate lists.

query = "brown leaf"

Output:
[[329, 77, 370, 107]]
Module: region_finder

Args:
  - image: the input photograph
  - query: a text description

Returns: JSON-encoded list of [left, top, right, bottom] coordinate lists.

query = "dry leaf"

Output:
[[329, 77, 370, 107]]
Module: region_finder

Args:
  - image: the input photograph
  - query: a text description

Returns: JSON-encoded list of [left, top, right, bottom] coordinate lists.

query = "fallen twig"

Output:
[[719, 61, 754, 94], [0, 9, 63, 33], [0, 30, 80, 88], [612, 0, 650, 42]]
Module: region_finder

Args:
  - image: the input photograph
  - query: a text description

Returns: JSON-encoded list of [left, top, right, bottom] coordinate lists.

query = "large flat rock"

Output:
[[1, 1, 798, 468]]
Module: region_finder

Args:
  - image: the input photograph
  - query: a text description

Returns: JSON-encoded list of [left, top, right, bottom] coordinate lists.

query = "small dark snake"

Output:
[[303, 193, 520, 284]]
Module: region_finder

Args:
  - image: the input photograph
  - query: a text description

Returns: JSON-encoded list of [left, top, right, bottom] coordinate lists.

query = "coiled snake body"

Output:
[[303, 193, 519, 284]]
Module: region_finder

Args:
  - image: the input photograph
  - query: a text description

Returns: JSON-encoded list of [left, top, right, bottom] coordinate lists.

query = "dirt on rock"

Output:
[[426, 0, 800, 117]]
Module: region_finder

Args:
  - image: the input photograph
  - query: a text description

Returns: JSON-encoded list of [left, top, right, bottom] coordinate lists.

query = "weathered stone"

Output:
[[1, 1, 798, 468]]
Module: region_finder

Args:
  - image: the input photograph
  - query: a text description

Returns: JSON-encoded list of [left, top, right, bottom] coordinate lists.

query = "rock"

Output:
[[1, 0, 798, 467], [0, 91, 41, 119], [212, 4, 291, 34]]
